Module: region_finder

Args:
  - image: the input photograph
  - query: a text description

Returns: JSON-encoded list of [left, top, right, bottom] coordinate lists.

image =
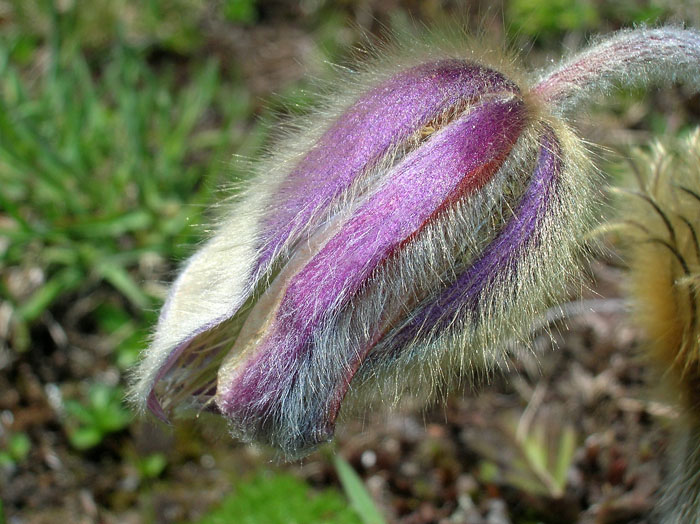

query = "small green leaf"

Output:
[[64, 399, 99, 426], [8, 433, 31, 462], [139, 453, 167, 479], [63, 383, 131, 450], [68, 426, 103, 450]]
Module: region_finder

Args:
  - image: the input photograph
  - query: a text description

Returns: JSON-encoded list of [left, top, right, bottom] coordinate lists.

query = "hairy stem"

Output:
[[534, 27, 700, 113]]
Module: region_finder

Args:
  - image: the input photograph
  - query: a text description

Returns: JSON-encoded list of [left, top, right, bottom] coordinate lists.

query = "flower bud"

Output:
[[132, 27, 700, 458]]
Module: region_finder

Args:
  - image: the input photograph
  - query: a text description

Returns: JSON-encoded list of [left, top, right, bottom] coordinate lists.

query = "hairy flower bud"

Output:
[[132, 27, 700, 458]]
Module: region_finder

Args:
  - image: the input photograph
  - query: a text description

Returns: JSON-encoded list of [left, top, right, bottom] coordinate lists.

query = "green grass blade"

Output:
[[17, 267, 83, 322], [96, 261, 151, 309], [64, 210, 153, 238], [333, 454, 387, 524], [0, 189, 32, 231]]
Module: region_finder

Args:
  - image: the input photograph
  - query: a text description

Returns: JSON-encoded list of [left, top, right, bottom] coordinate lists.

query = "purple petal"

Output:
[[385, 126, 563, 350], [255, 60, 520, 272]]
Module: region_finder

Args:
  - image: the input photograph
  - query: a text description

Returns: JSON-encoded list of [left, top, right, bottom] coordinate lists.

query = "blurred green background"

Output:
[[1, 1, 698, 523]]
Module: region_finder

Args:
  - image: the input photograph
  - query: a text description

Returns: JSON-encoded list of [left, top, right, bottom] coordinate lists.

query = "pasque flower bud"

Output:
[[132, 27, 700, 459]]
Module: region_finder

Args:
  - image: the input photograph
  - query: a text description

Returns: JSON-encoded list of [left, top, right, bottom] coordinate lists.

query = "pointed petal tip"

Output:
[[146, 390, 171, 424]]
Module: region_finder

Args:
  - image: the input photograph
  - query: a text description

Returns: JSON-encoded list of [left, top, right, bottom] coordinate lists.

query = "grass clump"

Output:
[[0, 7, 257, 354]]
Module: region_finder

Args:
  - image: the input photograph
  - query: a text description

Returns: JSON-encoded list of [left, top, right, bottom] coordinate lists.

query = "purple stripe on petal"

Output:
[[390, 126, 563, 346], [282, 99, 525, 332], [217, 97, 526, 448], [256, 60, 520, 271]]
